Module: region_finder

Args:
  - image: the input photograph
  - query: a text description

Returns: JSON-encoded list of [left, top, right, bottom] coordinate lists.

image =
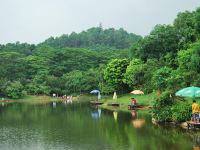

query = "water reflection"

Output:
[[132, 119, 145, 128], [113, 111, 118, 121], [130, 110, 145, 128], [131, 110, 137, 119], [193, 135, 200, 150], [0, 102, 195, 150], [91, 106, 101, 119], [98, 108, 101, 117], [53, 102, 56, 108]]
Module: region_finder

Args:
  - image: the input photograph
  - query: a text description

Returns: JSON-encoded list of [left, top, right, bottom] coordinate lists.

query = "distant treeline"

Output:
[[41, 27, 142, 49]]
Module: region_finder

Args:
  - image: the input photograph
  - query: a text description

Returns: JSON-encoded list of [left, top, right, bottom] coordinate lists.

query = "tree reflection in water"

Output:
[[193, 135, 200, 150]]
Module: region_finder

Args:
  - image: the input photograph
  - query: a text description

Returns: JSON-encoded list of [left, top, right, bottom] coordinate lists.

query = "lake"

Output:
[[0, 100, 197, 150]]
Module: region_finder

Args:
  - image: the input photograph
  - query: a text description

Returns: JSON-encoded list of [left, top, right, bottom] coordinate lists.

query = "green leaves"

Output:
[[5, 81, 26, 99], [123, 59, 145, 88], [152, 67, 174, 91], [41, 27, 142, 49], [131, 25, 179, 61], [103, 59, 129, 92], [0, 52, 27, 81]]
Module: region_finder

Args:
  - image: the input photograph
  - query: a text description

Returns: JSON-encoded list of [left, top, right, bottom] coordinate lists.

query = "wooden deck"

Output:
[[186, 121, 200, 129], [128, 104, 142, 110], [90, 101, 103, 105], [107, 103, 120, 107]]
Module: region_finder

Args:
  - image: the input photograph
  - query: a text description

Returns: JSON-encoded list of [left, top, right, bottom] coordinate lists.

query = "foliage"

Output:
[[151, 91, 174, 122], [5, 81, 26, 99], [0, 52, 27, 80], [123, 59, 146, 89], [152, 67, 174, 91], [131, 25, 180, 61], [152, 91, 191, 122], [25, 71, 50, 95], [173, 11, 197, 49], [171, 102, 191, 122], [177, 41, 200, 86], [41, 27, 142, 49], [103, 59, 129, 92], [1, 6, 200, 114]]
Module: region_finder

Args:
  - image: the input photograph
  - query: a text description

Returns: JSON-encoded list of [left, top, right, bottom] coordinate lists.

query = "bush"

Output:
[[6, 81, 26, 99], [171, 102, 191, 122], [153, 90, 173, 107], [152, 90, 191, 122], [152, 105, 173, 122]]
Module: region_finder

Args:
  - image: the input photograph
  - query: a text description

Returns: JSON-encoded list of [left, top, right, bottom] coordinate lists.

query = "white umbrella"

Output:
[[130, 90, 144, 95]]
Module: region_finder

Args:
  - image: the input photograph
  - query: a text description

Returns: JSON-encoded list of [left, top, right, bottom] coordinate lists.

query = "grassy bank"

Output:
[[0, 94, 94, 105], [0, 95, 61, 104], [100, 93, 156, 112], [0, 93, 155, 110]]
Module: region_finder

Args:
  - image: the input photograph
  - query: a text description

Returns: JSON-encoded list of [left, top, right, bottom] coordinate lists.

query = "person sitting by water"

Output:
[[131, 98, 137, 109], [192, 100, 199, 123]]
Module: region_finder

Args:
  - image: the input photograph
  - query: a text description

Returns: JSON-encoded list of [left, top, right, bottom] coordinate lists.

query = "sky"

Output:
[[0, 0, 200, 44]]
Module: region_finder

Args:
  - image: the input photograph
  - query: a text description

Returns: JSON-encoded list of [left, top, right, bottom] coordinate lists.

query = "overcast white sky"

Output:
[[0, 0, 200, 44]]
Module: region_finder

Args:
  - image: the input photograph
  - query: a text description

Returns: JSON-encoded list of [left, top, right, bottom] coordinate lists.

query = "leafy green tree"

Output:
[[5, 81, 26, 99], [195, 7, 200, 35], [123, 59, 145, 89], [0, 52, 27, 80], [26, 83, 50, 95], [177, 41, 200, 86], [104, 59, 129, 92], [62, 70, 84, 94], [24, 56, 49, 79], [174, 11, 197, 49], [0, 78, 9, 97], [152, 67, 174, 92], [46, 75, 63, 95], [82, 68, 101, 92], [26, 71, 50, 95], [132, 25, 179, 61], [47, 48, 108, 76]]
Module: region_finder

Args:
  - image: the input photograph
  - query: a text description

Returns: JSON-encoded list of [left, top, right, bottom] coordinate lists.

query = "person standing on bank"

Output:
[[192, 100, 199, 122]]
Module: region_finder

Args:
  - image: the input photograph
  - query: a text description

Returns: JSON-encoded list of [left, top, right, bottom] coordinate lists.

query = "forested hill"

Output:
[[1, 7, 200, 99], [40, 27, 142, 49]]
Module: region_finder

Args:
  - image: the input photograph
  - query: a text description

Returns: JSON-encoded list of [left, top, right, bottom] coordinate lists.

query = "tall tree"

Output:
[[103, 59, 129, 92]]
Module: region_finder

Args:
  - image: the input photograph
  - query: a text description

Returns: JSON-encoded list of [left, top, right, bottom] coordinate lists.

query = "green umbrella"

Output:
[[175, 86, 200, 99]]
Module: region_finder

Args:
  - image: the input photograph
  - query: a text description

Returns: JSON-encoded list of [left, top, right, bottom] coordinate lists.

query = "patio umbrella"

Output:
[[90, 90, 101, 101], [175, 86, 200, 100], [130, 90, 144, 95], [90, 90, 100, 94]]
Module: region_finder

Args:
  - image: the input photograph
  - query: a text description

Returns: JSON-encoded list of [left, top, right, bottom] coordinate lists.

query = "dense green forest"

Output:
[[0, 5, 200, 115], [41, 27, 142, 49], [0, 27, 141, 98]]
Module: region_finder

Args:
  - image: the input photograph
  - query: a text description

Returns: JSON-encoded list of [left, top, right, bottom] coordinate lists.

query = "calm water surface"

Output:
[[0, 100, 197, 150]]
